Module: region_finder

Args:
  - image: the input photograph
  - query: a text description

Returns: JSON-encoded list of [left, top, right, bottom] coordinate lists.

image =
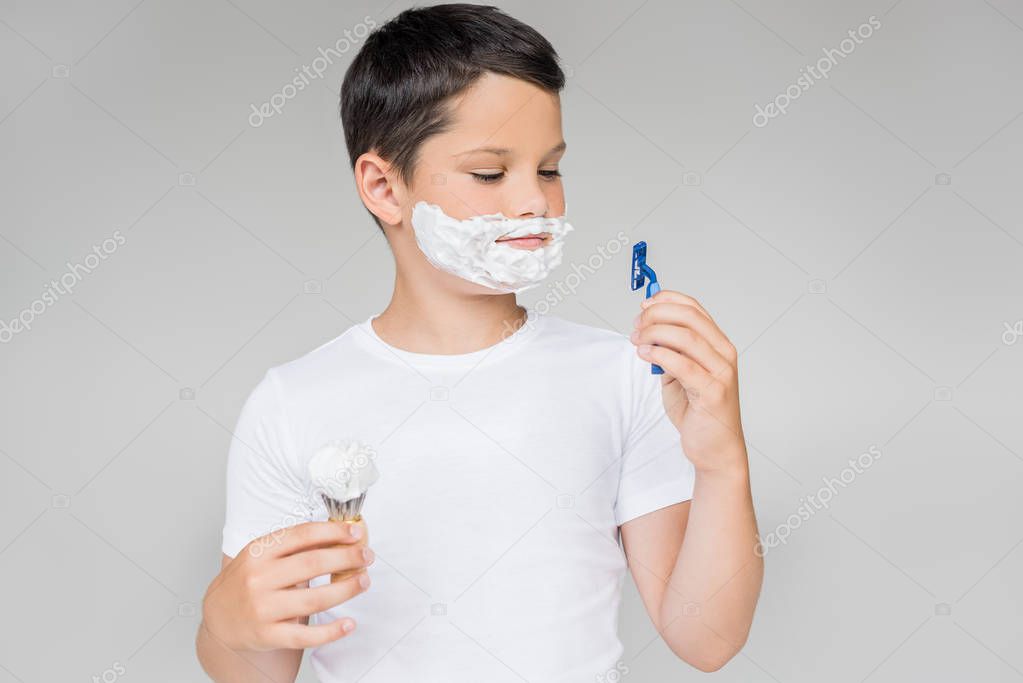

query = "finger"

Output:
[[633, 323, 730, 376], [641, 290, 711, 320], [637, 303, 736, 364], [268, 617, 357, 650], [638, 344, 713, 392], [267, 571, 371, 621], [269, 544, 373, 588], [261, 521, 365, 560]]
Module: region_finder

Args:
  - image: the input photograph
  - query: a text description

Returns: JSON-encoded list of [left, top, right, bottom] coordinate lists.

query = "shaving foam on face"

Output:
[[308, 440, 380, 502], [410, 201, 574, 293]]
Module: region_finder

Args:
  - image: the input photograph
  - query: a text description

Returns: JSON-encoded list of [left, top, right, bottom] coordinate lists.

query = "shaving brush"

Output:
[[308, 440, 380, 583]]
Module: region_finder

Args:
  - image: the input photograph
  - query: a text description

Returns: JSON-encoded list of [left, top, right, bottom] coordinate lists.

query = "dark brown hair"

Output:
[[340, 3, 565, 227]]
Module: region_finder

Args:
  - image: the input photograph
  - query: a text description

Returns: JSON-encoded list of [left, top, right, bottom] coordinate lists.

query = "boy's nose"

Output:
[[509, 195, 549, 220], [501, 169, 552, 219]]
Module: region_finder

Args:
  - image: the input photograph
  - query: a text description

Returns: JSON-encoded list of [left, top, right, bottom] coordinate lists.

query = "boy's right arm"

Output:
[[196, 521, 373, 683]]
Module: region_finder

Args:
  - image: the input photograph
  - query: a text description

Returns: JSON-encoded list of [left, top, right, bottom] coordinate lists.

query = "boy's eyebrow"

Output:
[[453, 141, 567, 158]]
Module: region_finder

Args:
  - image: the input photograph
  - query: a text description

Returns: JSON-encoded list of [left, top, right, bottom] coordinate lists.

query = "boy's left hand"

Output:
[[630, 289, 747, 473]]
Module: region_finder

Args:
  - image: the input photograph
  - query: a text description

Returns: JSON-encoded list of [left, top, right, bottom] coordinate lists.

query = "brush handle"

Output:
[[330, 516, 368, 584], [646, 282, 664, 374]]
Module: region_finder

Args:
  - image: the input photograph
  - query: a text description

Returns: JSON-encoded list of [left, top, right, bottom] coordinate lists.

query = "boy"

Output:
[[198, 4, 762, 682]]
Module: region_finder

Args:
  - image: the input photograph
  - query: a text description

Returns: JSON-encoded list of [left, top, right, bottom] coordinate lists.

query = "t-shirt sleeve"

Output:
[[221, 368, 311, 558], [613, 348, 696, 526]]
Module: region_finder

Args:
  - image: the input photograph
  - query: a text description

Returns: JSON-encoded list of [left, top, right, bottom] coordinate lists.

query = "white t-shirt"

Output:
[[222, 309, 695, 683]]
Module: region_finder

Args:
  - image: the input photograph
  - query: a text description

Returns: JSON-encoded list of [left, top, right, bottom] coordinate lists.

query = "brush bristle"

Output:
[[322, 492, 367, 521]]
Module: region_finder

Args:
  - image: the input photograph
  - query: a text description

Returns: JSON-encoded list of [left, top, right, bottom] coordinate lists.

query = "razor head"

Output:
[[631, 241, 648, 290]]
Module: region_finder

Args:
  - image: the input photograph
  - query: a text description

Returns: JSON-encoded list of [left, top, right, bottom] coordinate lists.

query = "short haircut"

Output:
[[340, 3, 565, 227]]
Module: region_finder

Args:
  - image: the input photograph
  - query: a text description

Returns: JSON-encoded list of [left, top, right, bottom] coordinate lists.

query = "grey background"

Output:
[[1, 0, 1021, 680]]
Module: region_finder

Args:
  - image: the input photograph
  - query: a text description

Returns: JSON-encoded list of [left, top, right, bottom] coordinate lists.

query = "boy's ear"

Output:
[[354, 151, 405, 227]]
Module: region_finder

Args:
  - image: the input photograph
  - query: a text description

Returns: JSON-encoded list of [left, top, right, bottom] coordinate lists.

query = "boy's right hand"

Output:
[[201, 521, 374, 653]]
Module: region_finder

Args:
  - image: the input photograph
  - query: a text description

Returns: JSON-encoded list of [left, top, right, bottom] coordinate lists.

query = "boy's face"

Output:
[[409, 71, 566, 226], [383, 72, 566, 297]]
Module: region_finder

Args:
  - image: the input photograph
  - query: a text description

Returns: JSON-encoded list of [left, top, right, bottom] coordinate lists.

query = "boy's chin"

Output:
[[430, 268, 514, 297], [452, 275, 513, 297]]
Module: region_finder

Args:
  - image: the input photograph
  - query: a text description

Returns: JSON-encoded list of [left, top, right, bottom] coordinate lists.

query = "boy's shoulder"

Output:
[[538, 313, 628, 347], [263, 321, 365, 385], [537, 315, 646, 380], [525, 314, 636, 371]]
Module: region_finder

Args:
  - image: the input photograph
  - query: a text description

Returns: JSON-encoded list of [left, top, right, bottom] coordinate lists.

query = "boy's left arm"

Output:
[[621, 289, 764, 672]]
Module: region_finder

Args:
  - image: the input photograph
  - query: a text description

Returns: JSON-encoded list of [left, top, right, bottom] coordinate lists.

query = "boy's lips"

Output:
[[495, 232, 551, 250]]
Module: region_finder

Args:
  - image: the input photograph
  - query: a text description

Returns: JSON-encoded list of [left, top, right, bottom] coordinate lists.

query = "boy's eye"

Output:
[[470, 169, 562, 184]]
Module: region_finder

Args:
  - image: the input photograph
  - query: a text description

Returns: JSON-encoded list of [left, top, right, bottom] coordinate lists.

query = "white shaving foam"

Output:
[[308, 440, 380, 502], [410, 201, 574, 293]]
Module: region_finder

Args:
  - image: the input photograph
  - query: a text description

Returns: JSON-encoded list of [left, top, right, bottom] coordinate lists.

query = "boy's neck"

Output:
[[371, 273, 528, 355]]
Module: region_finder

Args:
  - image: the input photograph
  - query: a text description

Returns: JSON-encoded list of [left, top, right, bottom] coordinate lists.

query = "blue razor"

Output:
[[631, 241, 663, 374]]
